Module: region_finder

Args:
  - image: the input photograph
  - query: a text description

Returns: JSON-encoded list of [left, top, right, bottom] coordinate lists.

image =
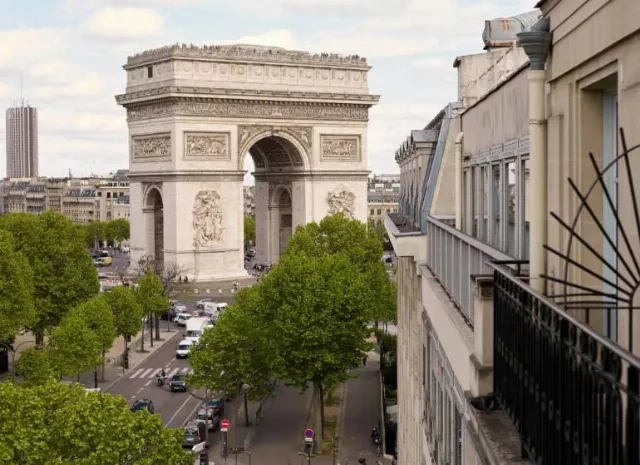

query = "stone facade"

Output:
[[116, 44, 379, 281]]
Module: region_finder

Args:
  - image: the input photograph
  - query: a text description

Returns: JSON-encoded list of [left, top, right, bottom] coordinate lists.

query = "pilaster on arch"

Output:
[[237, 125, 312, 171]]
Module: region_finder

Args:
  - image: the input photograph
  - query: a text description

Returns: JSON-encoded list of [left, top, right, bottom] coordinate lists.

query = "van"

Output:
[[185, 317, 211, 343], [176, 339, 194, 358]]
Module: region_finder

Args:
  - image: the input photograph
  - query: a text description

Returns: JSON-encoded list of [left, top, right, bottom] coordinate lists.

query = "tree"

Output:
[[67, 295, 116, 384], [135, 271, 169, 348], [286, 214, 396, 323], [258, 251, 373, 440], [104, 218, 130, 243], [244, 216, 256, 244], [0, 381, 193, 465], [49, 313, 102, 380], [14, 347, 57, 385], [105, 286, 143, 369], [189, 286, 275, 449], [84, 221, 106, 248], [0, 230, 36, 342], [368, 218, 389, 246], [0, 212, 100, 343]]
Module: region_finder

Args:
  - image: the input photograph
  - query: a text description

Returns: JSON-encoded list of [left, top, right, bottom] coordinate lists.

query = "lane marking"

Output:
[[167, 367, 180, 378], [150, 368, 162, 378], [136, 387, 144, 394], [183, 397, 204, 426], [129, 368, 144, 379], [145, 380, 152, 387], [171, 357, 176, 362], [180, 367, 191, 374], [165, 394, 196, 427], [129, 395, 135, 400], [138, 368, 155, 379], [165, 362, 172, 368]]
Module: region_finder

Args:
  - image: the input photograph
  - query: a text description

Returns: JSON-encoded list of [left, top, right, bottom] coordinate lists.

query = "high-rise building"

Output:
[[5, 102, 39, 178]]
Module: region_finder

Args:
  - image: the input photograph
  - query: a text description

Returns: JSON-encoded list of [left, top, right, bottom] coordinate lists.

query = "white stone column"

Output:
[[518, 18, 552, 292], [254, 179, 269, 265], [455, 132, 464, 230]]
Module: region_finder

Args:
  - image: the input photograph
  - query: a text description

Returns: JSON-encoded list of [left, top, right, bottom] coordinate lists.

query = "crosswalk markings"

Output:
[[128, 367, 192, 379]]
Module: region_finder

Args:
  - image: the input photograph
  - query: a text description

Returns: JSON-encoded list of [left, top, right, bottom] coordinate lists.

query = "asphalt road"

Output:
[[108, 296, 235, 446]]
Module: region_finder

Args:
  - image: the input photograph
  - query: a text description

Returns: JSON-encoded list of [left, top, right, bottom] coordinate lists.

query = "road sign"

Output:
[[303, 428, 314, 442], [220, 418, 231, 432]]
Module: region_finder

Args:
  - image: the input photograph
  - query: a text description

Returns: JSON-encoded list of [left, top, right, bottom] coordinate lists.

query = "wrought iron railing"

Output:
[[426, 216, 518, 326], [492, 265, 640, 465]]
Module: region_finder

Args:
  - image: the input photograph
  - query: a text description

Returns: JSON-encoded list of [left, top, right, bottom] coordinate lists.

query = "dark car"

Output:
[[183, 421, 204, 448], [202, 397, 225, 415], [130, 399, 155, 413], [170, 374, 188, 392]]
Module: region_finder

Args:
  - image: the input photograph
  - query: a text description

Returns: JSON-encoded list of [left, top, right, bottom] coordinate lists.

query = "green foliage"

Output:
[[67, 295, 116, 354], [135, 271, 170, 317], [105, 218, 130, 242], [244, 216, 256, 244], [189, 286, 275, 400], [15, 347, 58, 385], [0, 230, 35, 341], [260, 252, 372, 391], [0, 211, 100, 338], [0, 381, 193, 465], [49, 313, 102, 378], [106, 286, 143, 339], [368, 218, 389, 244]]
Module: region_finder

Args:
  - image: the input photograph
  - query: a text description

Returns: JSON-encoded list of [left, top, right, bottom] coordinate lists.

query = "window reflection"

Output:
[[522, 158, 530, 259], [483, 166, 489, 241], [491, 164, 501, 248], [471, 167, 477, 237], [506, 160, 517, 256]]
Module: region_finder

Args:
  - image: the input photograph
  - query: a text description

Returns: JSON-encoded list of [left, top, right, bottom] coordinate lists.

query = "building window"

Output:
[[520, 157, 530, 259], [505, 159, 517, 256], [377, 209, 381, 215], [462, 169, 468, 233], [147, 66, 153, 78], [370, 208, 374, 216], [490, 164, 501, 249]]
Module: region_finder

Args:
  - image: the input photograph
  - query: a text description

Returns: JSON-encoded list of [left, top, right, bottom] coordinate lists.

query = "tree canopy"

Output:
[[0, 230, 35, 342], [105, 286, 143, 340], [0, 212, 100, 341], [244, 216, 256, 244], [0, 381, 193, 465], [49, 312, 102, 378], [80, 219, 130, 246], [67, 295, 116, 357]]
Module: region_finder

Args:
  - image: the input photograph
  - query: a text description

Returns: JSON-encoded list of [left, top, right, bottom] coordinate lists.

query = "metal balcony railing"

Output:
[[491, 265, 640, 465], [426, 216, 518, 327]]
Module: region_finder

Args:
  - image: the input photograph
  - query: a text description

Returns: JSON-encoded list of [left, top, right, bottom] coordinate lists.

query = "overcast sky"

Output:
[[0, 0, 535, 178]]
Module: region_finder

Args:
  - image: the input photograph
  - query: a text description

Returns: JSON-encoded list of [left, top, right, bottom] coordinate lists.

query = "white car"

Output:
[[174, 312, 192, 326], [195, 298, 215, 309], [176, 339, 194, 358], [195, 408, 219, 431]]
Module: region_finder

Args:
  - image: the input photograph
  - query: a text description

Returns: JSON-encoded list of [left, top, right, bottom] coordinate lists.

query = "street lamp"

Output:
[[241, 383, 251, 426]]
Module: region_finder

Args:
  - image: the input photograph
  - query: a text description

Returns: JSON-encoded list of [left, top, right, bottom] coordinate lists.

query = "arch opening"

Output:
[[145, 188, 164, 266], [243, 135, 305, 171]]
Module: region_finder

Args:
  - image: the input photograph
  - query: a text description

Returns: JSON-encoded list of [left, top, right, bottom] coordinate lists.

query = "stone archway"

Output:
[[117, 44, 379, 281], [143, 186, 164, 265]]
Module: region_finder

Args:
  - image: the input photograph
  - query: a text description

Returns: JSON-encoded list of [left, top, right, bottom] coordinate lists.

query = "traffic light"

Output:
[[199, 450, 208, 465]]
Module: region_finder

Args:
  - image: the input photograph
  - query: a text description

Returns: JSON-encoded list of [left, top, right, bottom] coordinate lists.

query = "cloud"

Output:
[[81, 7, 166, 40], [412, 57, 450, 70]]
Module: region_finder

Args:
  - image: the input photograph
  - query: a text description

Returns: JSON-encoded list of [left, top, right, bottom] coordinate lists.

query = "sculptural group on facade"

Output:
[[327, 189, 356, 219], [193, 190, 224, 247], [186, 135, 227, 158]]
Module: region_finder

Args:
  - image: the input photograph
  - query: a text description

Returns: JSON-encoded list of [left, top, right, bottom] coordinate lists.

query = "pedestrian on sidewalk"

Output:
[[362, 353, 368, 366]]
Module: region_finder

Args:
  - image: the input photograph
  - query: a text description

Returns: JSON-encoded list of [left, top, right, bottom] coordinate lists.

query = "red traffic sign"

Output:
[[303, 428, 314, 439], [220, 418, 231, 429]]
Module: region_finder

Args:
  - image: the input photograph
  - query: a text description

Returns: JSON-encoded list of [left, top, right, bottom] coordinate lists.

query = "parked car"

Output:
[[202, 397, 225, 415], [130, 399, 155, 413], [195, 408, 220, 431], [170, 373, 188, 392], [183, 421, 204, 448], [195, 298, 215, 309]]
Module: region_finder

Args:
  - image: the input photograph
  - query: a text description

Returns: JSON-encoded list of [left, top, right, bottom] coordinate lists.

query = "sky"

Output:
[[0, 0, 535, 179]]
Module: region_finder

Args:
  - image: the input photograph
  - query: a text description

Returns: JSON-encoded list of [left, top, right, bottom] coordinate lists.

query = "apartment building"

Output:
[[385, 2, 640, 465], [368, 175, 400, 224], [243, 186, 255, 218], [0, 172, 130, 223], [5, 103, 38, 178]]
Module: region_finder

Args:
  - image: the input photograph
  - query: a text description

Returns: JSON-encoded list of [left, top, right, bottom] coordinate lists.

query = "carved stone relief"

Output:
[[127, 101, 369, 123], [184, 132, 230, 160], [132, 134, 171, 161], [320, 135, 361, 161], [192, 190, 224, 247], [326, 188, 356, 218]]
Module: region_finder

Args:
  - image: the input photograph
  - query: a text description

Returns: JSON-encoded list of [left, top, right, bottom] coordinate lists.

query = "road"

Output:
[[107, 296, 235, 448]]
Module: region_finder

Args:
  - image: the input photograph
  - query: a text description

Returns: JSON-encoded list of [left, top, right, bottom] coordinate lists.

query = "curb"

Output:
[[103, 332, 180, 392]]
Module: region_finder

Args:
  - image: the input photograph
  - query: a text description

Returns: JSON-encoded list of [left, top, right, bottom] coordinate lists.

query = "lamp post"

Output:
[[241, 383, 251, 426]]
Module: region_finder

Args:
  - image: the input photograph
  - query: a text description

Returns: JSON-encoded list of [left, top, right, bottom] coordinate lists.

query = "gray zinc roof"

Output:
[[482, 10, 542, 49]]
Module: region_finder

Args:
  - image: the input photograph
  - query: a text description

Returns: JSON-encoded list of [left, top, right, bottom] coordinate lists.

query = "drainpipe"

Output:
[[455, 132, 464, 230], [517, 18, 552, 292]]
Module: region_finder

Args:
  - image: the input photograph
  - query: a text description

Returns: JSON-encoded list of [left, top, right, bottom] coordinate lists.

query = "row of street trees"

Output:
[[0, 211, 188, 464], [189, 214, 397, 444], [79, 218, 130, 247]]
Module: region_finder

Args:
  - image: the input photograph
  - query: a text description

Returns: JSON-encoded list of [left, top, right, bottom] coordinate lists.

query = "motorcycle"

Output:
[[371, 427, 381, 445], [156, 373, 167, 386]]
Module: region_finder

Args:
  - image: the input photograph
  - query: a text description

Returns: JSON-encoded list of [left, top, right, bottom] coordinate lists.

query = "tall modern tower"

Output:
[[5, 102, 39, 178]]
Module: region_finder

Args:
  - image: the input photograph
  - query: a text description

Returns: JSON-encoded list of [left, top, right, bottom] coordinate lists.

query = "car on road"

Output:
[[176, 339, 194, 358], [202, 397, 225, 415], [174, 312, 192, 326], [195, 298, 215, 309], [183, 421, 205, 448], [170, 373, 188, 392], [130, 399, 155, 413], [195, 408, 220, 431]]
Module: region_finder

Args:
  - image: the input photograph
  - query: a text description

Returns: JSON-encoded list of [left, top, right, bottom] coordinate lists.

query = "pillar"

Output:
[[518, 18, 552, 293], [455, 132, 464, 230]]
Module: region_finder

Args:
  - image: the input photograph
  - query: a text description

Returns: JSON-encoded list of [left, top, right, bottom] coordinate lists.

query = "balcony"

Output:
[[384, 212, 426, 261], [491, 264, 640, 464], [425, 216, 522, 327]]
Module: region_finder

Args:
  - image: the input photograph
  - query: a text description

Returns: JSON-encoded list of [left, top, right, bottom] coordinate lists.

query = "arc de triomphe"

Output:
[[116, 44, 379, 281]]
